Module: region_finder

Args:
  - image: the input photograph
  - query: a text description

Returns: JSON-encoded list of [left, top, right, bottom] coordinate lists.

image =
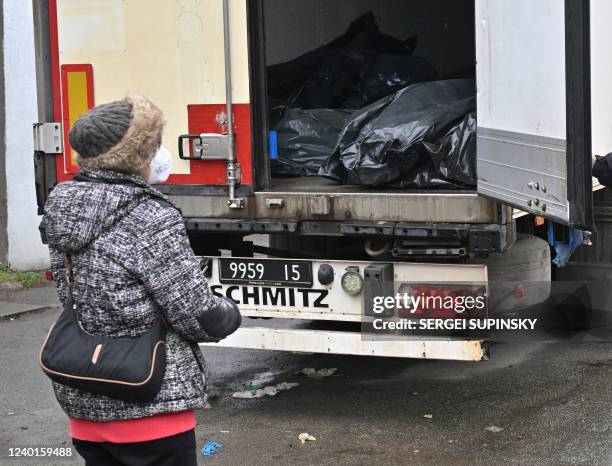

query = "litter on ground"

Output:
[[297, 368, 338, 378], [201, 442, 223, 457], [232, 382, 300, 399], [227, 382, 265, 392], [486, 425, 504, 432], [207, 385, 221, 399], [298, 433, 317, 444]]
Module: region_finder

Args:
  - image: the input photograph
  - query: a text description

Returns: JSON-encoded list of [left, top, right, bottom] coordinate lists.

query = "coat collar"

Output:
[[77, 168, 175, 207]]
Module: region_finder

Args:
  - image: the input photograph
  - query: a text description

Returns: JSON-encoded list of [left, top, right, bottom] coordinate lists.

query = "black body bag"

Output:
[[39, 254, 167, 403]]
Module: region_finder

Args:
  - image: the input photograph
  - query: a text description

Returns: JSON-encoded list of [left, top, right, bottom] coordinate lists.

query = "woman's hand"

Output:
[[196, 297, 242, 340]]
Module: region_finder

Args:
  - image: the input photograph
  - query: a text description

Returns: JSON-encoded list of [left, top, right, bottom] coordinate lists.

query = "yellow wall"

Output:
[[56, 0, 250, 174]]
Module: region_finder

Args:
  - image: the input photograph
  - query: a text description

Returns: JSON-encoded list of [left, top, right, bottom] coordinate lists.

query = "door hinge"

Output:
[[33, 122, 63, 154]]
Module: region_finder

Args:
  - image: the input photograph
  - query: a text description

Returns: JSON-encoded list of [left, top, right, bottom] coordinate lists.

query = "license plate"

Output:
[[218, 258, 313, 288]]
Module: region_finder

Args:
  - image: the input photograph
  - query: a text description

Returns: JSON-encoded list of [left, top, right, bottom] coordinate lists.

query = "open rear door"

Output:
[[476, 0, 593, 228]]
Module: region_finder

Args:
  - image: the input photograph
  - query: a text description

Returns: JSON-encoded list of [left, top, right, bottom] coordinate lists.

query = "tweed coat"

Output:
[[39, 167, 232, 421]]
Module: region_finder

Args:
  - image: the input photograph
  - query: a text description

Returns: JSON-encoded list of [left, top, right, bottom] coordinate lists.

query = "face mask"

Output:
[[147, 145, 172, 184]]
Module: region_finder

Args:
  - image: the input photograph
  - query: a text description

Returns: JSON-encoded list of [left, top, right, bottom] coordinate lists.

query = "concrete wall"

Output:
[[1, 0, 49, 270], [0, 1, 6, 265]]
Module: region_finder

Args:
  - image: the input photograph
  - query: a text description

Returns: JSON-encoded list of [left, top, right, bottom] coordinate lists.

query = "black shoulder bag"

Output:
[[39, 254, 167, 402]]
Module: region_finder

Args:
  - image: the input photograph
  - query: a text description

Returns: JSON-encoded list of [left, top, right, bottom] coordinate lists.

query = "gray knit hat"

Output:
[[69, 94, 164, 173]]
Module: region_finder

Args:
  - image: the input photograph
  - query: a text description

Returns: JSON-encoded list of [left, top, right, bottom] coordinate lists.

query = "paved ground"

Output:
[[0, 276, 58, 318], [0, 284, 611, 465]]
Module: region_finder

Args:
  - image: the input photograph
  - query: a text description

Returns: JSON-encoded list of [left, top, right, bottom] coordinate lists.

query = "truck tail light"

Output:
[[396, 284, 487, 319], [341, 271, 363, 296]]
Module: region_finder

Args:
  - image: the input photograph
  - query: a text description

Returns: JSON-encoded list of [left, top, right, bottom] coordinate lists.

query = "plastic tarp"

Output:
[[271, 108, 355, 177], [267, 12, 426, 110], [320, 79, 477, 188], [355, 53, 438, 107]]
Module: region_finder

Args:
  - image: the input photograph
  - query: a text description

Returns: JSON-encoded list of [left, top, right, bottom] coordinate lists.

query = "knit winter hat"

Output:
[[69, 94, 164, 174]]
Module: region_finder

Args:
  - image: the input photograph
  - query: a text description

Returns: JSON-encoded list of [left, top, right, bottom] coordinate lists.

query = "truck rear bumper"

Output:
[[202, 256, 490, 361], [202, 327, 488, 361]]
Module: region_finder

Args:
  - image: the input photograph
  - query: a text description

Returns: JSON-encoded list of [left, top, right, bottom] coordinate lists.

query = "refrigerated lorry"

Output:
[[32, 0, 607, 361]]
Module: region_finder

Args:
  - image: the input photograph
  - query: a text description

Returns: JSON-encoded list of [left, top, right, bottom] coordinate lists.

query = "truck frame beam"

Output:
[[171, 190, 509, 224]]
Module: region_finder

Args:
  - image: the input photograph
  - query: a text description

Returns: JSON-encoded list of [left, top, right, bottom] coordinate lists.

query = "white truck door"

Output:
[[476, 0, 593, 228], [47, 0, 255, 196]]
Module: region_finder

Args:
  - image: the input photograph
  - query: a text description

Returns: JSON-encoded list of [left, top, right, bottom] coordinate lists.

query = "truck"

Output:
[[31, 0, 608, 362]]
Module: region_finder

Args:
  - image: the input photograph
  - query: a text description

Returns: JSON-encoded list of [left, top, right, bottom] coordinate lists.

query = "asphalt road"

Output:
[[1, 301, 611, 465]]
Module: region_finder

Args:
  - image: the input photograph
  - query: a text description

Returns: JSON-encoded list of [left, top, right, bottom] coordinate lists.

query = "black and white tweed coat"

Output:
[[40, 168, 223, 421]]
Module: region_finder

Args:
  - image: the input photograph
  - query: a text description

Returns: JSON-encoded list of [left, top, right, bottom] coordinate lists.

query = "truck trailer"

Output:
[[32, 0, 608, 361]]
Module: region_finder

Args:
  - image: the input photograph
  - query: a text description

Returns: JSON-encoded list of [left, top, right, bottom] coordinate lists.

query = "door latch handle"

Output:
[[178, 133, 231, 161]]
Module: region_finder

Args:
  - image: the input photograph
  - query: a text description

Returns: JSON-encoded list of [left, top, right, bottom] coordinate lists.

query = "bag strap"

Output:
[[63, 251, 168, 331], [65, 253, 74, 306]]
